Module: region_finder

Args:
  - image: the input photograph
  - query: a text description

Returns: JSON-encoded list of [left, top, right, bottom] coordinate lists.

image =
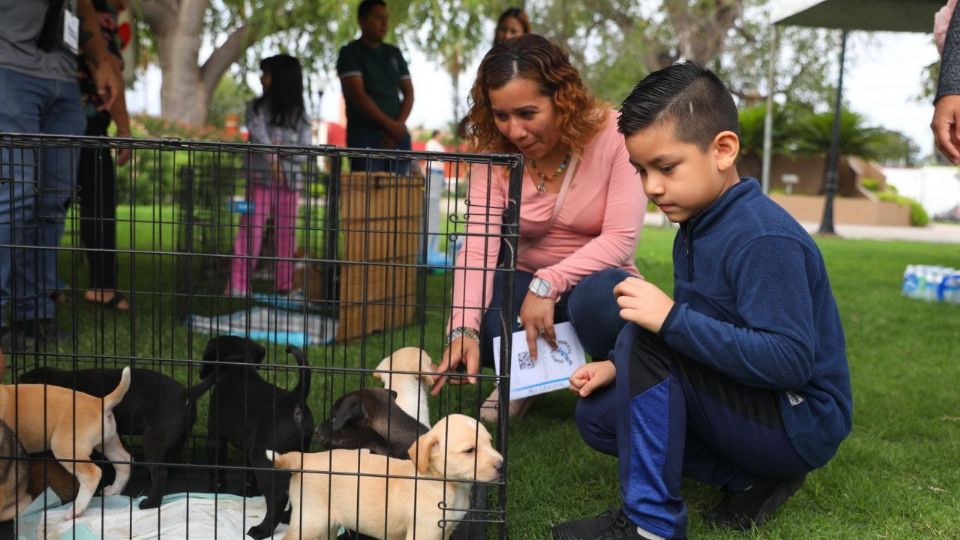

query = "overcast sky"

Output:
[[128, 30, 940, 158]]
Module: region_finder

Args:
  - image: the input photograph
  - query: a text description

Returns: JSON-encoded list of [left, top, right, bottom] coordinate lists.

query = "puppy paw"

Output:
[[62, 507, 77, 521], [246, 523, 274, 539], [103, 483, 123, 497], [139, 496, 161, 509]]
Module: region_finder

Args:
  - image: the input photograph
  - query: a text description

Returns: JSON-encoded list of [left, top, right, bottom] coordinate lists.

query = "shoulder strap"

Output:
[[517, 155, 580, 255]]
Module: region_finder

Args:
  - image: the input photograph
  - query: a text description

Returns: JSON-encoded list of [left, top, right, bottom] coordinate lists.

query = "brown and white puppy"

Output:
[[372, 347, 436, 429], [314, 388, 427, 459], [0, 357, 131, 521], [268, 414, 503, 540]]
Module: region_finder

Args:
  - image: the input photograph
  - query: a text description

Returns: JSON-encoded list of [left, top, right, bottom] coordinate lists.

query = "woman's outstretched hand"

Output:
[[432, 336, 481, 396]]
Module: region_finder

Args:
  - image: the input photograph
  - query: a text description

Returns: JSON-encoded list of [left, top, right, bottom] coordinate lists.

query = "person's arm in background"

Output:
[[340, 76, 408, 143], [932, 0, 960, 163], [397, 79, 414, 124], [77, 0, 121, 111], [108, 78, 132, 165], [245, 100, 271, 144]]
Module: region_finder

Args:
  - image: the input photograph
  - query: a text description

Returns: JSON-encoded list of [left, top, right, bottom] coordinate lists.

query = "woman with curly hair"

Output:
[[431, 34, 647, 421]]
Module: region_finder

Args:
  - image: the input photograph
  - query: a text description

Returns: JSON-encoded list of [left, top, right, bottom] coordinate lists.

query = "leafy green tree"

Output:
[[526, 0, 840, 109], [869, 129, 921, 167], [207, 74, 254, 128], [737, 102, 813, 157], [791, 109, 889, 160]]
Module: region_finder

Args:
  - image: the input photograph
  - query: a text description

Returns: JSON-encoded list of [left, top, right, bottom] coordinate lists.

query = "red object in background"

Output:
[[117, 22, 132, 49], [411, 140, 427, 151], [224, 113, 240, 137], [325, 122, 346, 147]]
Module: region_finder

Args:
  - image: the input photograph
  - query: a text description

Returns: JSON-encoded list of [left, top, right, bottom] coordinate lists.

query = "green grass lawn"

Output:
[[24, 216, 960, 538]]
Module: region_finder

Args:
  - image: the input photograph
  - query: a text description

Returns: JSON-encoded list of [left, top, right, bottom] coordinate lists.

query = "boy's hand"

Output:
[[613, 277, 675, 333], [568, 360, 615, 398]]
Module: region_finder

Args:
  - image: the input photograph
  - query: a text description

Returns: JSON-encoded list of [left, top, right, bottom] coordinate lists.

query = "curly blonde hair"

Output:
[[464, 34, 606, 155]]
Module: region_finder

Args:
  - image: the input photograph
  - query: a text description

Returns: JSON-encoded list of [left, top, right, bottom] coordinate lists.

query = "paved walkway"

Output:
[[643, 213, 960, 244]]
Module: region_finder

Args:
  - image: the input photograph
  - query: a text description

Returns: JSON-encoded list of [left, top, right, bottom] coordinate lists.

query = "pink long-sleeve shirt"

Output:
[[448, 111, 646, 332]]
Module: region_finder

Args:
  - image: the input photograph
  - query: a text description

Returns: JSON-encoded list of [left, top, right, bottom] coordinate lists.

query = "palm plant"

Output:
[[791, 109, 888, 160]]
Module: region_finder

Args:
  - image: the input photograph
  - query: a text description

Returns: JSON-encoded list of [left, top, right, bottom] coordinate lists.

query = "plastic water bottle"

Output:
[[939, 271, 960, 303], [902, 265, 921, 299]]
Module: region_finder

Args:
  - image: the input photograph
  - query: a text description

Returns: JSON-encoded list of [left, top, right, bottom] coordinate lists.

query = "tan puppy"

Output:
[[373, 347, 436, 429], [0, 421, 30, 522], [0, 359, 132, 521], [0, 347, 30, 522], [268, 413, 503, 540]]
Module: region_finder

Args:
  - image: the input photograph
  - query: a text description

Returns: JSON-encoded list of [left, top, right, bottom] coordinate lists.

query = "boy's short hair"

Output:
[[358, 0, 386, 19], [618, 61, 739, 150]]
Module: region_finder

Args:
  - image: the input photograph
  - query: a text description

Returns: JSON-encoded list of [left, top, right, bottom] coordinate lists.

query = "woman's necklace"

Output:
[[529, 153, 571, 194]]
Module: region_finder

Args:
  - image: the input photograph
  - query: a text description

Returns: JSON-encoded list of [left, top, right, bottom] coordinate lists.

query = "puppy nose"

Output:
[[495, 460, 504, 475]]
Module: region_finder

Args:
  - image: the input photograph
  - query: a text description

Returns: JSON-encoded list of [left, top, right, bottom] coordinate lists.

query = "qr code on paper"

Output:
[[518, 352, 534, 370]]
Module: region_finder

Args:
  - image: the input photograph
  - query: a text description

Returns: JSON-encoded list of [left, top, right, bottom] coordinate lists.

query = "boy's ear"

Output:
[[712, 130, 740, 172]]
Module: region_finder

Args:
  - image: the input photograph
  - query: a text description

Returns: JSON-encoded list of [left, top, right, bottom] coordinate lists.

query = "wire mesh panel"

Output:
[[0, 133, 522, 539]]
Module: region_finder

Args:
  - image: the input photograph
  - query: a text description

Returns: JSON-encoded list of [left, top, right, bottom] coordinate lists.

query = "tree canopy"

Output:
[[132, 0, 877, 134]]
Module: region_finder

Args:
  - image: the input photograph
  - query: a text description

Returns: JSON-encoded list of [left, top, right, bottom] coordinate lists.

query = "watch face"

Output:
[[531, 278, 551, 297]]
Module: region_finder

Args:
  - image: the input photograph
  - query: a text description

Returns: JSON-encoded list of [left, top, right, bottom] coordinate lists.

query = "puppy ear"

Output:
[[387, 389, 398, 400], [408, 432, 438, 475], [331, 394, 365, 431]]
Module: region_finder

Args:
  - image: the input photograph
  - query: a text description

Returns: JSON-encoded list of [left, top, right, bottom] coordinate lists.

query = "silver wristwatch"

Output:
[[528, 277, 553, 298]]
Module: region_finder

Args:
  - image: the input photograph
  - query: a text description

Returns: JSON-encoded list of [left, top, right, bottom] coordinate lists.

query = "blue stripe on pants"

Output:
[[575, 323, 813, 539]]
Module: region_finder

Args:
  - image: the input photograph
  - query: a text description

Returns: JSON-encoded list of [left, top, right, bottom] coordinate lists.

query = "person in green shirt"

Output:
[[336, 0, 414, 173]]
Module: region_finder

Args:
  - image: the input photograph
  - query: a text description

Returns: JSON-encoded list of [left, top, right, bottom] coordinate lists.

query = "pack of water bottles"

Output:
[[901, 265, 960, 303]]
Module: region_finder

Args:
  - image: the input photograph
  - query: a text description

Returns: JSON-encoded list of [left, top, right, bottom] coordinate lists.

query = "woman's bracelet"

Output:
[[447, 327, 480, 345]]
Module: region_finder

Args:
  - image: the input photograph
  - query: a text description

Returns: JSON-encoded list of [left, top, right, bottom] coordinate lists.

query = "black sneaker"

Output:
[[553, 508, 650, 540], [702, 475, 806, 530], [14, 319, 71, 344]]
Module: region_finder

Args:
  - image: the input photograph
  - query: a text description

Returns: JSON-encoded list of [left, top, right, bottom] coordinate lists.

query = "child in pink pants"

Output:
[[227, 54, 312, 296]]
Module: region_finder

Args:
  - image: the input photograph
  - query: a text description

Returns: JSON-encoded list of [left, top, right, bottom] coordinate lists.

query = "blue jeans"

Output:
[[346, 132, 412, 175], [575, 324, 813, 538], [479, 267, 632, 370], [0, 68, 86, 324]]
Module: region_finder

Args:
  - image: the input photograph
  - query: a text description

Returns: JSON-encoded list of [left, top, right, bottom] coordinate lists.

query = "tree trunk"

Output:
[[656, 0, 744, 69], [141, 0, 253, 126]]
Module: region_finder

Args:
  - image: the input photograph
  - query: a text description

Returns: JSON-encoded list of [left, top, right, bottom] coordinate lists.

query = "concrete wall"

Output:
[[738, 153, 886, 197], [769, 194, 911, 226]]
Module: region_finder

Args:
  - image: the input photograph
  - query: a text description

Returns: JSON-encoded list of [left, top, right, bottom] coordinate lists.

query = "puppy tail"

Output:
[[103, 367, 132, 411], [286, 345, 311, 403], [264, 449, 300, 470], [184, 371, 220, 404]]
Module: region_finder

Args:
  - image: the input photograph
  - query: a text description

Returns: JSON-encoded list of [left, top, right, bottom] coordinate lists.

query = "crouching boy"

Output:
[[552, 62, 853, 540]]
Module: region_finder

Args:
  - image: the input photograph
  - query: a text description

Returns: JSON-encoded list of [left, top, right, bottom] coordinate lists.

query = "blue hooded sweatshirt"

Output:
[[659, 178, 853, 468]]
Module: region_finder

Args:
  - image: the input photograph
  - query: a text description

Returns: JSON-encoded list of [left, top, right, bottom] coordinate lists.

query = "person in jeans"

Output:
[[226, 54, 311, 297], [336, 0, 414, 173], [0, 0, 121, 348], [76, 0, 132, 311], [430, 35, 646, 421], [552, 62, 852, 540]]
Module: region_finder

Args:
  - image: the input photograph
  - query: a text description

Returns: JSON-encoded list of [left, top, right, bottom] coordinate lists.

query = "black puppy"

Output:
[[315, 388, 427, 459], [201, 336, 313, 540], [17, 366, 215, 509]]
